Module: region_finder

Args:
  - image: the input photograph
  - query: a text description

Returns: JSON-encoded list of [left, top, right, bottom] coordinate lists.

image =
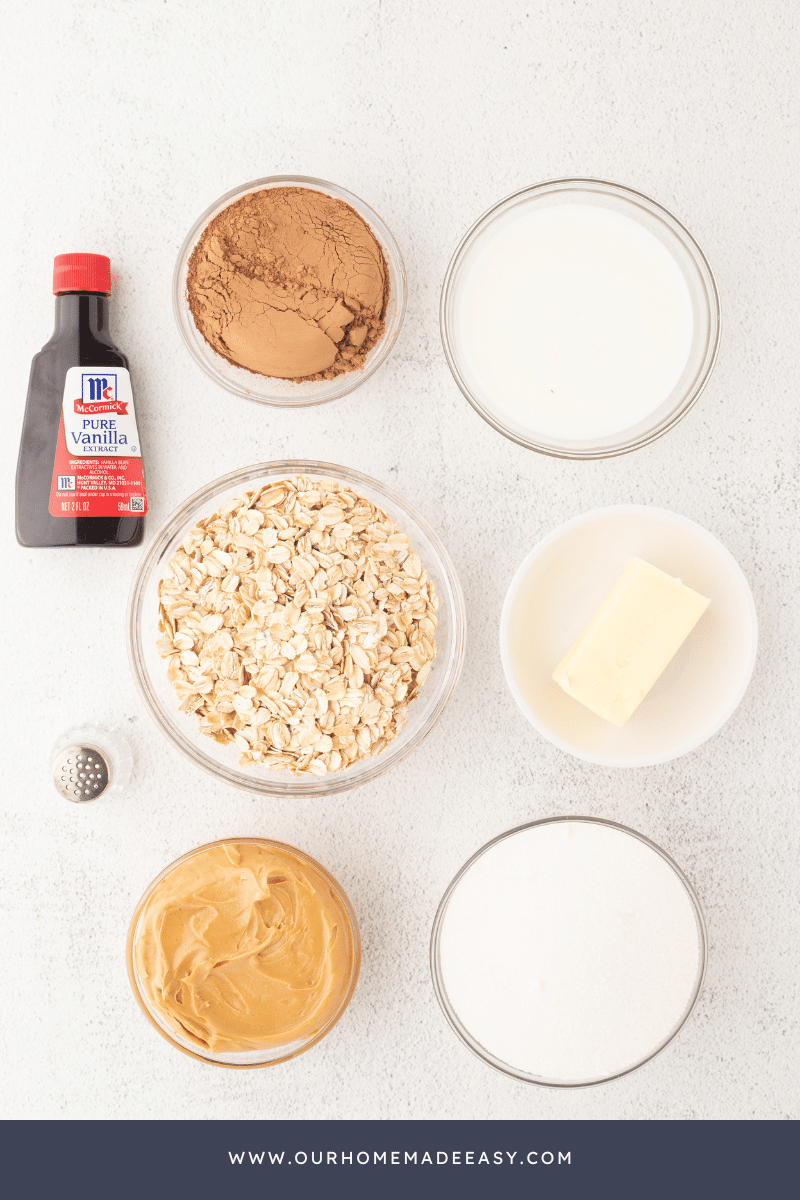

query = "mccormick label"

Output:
[[49, 367, 147, 518]]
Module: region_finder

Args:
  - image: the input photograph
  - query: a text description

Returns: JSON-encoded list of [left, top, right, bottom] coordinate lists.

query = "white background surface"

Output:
[[2, 0, 798, 1121]]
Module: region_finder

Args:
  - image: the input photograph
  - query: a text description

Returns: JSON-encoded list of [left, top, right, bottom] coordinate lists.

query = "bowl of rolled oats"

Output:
[[127, 462, 466, 795]]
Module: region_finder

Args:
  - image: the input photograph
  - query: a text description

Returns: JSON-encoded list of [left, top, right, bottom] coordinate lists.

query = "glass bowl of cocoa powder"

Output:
[[173, 177, 407, 406]]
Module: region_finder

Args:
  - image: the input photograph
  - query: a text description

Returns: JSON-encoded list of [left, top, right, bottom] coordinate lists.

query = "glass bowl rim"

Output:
[[430, 813, 708, 1088], [439, 176, 721, 460], [126, 459, 467, 797], [126, 835, 362, 1069], [172, 174, 408, 408]]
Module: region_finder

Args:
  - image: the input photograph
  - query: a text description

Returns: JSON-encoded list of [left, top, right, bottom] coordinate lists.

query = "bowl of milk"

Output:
[[440, 179, 720, 458], [431, 816, 707, 1087]]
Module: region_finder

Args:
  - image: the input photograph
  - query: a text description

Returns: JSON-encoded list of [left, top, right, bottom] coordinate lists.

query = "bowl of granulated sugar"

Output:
[[431, 816, 706, 1087]]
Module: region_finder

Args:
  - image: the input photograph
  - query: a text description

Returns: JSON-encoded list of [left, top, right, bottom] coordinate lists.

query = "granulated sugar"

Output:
[[438, 819, 703, 1084]]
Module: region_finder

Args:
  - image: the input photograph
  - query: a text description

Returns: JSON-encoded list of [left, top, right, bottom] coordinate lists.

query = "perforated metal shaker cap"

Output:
[[50, 725, 133, 803], [53, 744, 111, 801]]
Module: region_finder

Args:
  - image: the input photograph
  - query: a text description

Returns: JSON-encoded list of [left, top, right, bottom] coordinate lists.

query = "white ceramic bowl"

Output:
[[499, 506, 758, 767]]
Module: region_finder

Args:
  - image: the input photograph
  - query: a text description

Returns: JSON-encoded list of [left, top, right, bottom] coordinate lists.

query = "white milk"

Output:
[[454, 204, 693, 440], [438, 820, 702, 1083]]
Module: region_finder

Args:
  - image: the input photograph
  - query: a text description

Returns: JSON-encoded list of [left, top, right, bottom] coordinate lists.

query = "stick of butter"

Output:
[[552, 558, 710, 727]]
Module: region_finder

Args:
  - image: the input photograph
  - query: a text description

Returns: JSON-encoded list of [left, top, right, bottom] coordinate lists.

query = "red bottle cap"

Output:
[[53, 253, 111, 295]]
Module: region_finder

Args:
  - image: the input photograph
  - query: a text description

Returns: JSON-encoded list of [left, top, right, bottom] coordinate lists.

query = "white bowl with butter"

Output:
[[500, 506, 758, 767]]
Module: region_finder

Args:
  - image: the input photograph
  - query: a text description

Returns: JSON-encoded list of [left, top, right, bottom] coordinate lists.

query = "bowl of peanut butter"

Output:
[[127, 838, 360, 1066]]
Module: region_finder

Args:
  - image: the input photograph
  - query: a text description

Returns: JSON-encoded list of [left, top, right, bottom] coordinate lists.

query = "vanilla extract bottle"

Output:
[[15, 254, 147, 547]]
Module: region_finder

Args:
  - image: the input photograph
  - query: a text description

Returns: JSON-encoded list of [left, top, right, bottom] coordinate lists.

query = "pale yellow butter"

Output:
[[552, 558, 710, 727]]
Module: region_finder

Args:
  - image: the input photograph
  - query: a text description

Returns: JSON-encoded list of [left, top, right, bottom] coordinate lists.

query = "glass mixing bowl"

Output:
[[173, 176, 407, 406], [440, 178, 721, 459], [127, 461, 466, 796], [127, 837, 360, 1067], [431, 815, 708, 1087]]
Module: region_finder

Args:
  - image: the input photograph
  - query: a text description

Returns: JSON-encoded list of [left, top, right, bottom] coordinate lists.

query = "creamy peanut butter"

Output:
[[132, 840, 356, 1054]]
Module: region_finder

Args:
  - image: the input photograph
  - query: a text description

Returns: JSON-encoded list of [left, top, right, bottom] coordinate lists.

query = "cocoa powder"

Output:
[[186, 187, 389, 381]]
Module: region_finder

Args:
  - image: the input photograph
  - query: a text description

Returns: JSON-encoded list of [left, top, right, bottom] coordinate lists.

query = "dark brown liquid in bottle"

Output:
[[15, 292, 144, 547]]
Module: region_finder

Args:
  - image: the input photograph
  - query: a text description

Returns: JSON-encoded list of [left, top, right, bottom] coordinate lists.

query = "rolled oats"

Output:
[[157, 477, 438, 776]]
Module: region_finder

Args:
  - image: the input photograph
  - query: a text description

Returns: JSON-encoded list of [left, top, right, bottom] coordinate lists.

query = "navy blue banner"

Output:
[[1, 1119, 793, 1199]]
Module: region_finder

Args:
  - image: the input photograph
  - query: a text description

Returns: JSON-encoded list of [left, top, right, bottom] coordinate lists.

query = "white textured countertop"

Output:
[[2, 0, 798, 1121]]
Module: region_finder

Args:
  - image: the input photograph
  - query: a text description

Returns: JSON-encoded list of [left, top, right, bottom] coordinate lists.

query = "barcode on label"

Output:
[[130, 496, 145, 512]]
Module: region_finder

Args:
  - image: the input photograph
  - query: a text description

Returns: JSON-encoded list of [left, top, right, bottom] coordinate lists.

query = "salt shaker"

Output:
[[51, 724, 133, 802]]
